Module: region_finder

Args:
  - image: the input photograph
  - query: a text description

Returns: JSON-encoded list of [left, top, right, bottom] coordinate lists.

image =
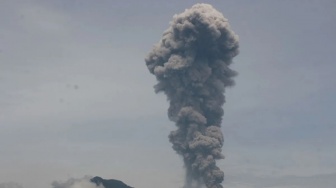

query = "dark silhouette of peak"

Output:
[[90, 176, 134, 188]]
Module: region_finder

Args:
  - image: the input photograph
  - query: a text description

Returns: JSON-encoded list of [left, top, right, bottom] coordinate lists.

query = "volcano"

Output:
[[90, 176, 133, 188]]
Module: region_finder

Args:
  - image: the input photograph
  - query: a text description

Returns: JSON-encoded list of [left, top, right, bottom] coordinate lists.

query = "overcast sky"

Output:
[[1, 0, 336, 188]]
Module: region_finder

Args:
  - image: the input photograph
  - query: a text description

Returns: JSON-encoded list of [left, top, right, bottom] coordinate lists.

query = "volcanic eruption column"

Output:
[[145, 4, 239, 188]]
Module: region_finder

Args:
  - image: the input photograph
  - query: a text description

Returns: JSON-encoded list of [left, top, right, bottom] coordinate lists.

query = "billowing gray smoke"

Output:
[[145, 3, 239, 188]]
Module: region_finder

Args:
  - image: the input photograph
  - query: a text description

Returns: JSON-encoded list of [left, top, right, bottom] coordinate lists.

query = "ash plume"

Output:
[[145, 3, 239, 188]]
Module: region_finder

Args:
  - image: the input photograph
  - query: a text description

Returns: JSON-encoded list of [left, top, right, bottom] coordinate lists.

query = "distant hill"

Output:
[[90, 176, 133, 188]]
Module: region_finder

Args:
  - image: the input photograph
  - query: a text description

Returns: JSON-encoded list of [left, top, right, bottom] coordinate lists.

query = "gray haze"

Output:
[[146, 4, 239, 188], [0, 182, 23, 188]]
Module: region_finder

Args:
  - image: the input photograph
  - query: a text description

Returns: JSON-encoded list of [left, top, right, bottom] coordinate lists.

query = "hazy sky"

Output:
[[1, 1, 336, 188]]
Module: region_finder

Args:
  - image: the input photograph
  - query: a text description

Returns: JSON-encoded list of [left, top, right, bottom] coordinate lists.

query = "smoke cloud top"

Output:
[[145, 3, 239, 188]]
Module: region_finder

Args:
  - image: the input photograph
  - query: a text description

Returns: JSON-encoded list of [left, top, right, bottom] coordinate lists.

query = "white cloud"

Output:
[[52, 177, 104, 188]]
